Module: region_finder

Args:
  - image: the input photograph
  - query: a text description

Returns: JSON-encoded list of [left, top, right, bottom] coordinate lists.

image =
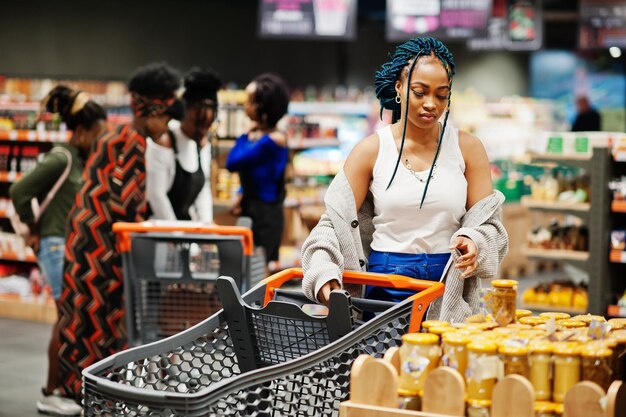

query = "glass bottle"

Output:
[[552, 342, 581, 403], [609, 330, 626, 381], [399, 333, 441, 396], [442, 332, 470, 377], [500, 343, 530, 379], [466, 340, 500, 402], [529, 341, 553, 401], [580, 342, 613, 391], [490, 280, 518, 326]]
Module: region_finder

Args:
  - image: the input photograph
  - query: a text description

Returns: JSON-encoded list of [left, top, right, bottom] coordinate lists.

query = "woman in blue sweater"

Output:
[[226, 73, 290, 264]]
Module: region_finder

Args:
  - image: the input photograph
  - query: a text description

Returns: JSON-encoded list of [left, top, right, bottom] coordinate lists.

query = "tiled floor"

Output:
[[0, 318, 51, 417]]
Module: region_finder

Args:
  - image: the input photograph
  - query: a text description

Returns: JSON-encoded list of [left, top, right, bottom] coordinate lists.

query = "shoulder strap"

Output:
[[35, 147, 73, 221]]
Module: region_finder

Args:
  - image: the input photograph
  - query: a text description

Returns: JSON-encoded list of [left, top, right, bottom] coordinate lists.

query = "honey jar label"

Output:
[[401, 354, 430, 379]]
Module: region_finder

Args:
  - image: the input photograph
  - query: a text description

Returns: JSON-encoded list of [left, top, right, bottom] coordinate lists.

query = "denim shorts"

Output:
[[38, 236, 65, 301], [365, 249, 451, 303]]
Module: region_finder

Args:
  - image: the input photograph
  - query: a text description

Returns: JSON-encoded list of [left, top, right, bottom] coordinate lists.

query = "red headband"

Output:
[[130, 93, 177, 117]]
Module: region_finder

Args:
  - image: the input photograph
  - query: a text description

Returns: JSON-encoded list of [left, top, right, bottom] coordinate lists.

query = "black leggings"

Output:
[[242, 199, 284, 263]]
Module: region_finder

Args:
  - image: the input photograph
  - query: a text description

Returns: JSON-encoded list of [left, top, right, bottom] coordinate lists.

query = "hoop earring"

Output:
[[395, 94, 401, 104]]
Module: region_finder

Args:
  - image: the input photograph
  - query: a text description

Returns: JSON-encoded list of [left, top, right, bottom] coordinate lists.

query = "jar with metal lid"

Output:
[[609, 330, 626, 381], [571, 314, 606, 325], [442, 332, 470, 377], [529, 341, 553, 401], [516, 309, 533, 321], [466, 399, 491, 417], [506, 323, 533, 331], [559, 320, 586, 330], [421, 320, 449, 332], [429, 325, 457, 338], [608, 318, 626, 330], [517, 329, 546, 340], [540, 312, 571, 321], [552, 342, 581, 403], [519, 316, 548, 327], [399, 333, 441, 396], [580, 342, 613, 391], [466, 340, 500, 402], [500, 343, 530, 379], [490, 280, 517, 326], [534, 401, 556, 417]]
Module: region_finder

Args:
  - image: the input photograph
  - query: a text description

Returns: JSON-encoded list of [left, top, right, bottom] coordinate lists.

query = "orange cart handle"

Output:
[[113, 221, 254, 256], [262, 268, 444, 332]]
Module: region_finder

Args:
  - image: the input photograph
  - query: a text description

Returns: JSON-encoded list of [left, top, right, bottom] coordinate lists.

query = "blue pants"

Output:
[[365, 250, 451, 303], [38, 236, 65, 301]]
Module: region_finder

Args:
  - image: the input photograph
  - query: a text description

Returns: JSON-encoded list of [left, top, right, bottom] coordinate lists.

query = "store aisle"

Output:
[[0, 318, 51, 417]]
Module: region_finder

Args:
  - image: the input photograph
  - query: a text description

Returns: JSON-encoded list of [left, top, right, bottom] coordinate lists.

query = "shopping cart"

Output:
[[113, 220, 265, 345], [83, 268, 444, 416]]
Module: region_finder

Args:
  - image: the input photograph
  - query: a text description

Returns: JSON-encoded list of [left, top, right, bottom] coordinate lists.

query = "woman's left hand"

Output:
[[450, 236, 478, 279]]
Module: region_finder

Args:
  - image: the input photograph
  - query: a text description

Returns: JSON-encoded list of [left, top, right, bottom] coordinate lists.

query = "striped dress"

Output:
[[58, 125, 147, 399]]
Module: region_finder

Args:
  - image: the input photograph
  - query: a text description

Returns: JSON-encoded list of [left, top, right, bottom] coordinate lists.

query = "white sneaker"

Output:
[[36, 392, 82, 416]]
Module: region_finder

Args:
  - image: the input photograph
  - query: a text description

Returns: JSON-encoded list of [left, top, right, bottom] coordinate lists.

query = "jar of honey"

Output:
[[529, 341, 553, 401], [500, 343, 530, 379], [490, 280, 517, 326], [442, 332, 470, 377], [552, 342, 581, 403], [580, 342, 613, 391], [466, 340, 500, 402], [399, 333, 441, 396]]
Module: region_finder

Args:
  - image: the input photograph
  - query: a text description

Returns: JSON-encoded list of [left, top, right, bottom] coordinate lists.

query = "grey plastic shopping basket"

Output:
[[113, 221, 265, 345], [82, 268, 444, 416]]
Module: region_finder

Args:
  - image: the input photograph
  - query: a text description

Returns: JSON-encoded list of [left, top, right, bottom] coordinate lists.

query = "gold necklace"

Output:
[[403, 123, 441, 183]]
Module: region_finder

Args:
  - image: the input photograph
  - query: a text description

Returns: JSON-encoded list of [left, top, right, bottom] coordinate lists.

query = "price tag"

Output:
[[546, 136, 563, 154], [574, 136, 589, 154]]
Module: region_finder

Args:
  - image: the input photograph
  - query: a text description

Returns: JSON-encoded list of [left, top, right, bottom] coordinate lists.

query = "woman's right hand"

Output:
[[317, 279, 341, 306]]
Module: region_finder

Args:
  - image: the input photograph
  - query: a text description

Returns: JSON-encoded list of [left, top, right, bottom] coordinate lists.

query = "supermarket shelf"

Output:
[[0, 102, 40, 111], [523, 247, 589, 262], [520, 196, 590, 213], [0, 295, 56, 324], [608, 305, 626, 318], [0, 130, 71, 142], [288, 138, 340, 149], [612, 200, 626, 213], [518, 303, 587, 316], [529, 153, 591, 169], [0, 251, 37, 263], [610, 250, 626, 264], [214, 197, 324, 210], [0, 171, 23, 183], [288, 101, 370, 116]]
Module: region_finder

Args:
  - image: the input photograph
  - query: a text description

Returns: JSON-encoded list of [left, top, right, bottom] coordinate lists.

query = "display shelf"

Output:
[[518, 303, 587, 316], [0, 102, 40, 111], [0, 171, 23, 183], [523, 247, 589, 262], [288, 138, 340, 149], [0, 130, 71, 142], [608, 305, 626, 318], [530, 152, 591, 169], [0, 295, 56, 324], [0, 251, 37, 263], [288, 101, 370, 116], [520, 196, 590, 212], [610, 250, 626, 264], [612, 200, 626, 213]]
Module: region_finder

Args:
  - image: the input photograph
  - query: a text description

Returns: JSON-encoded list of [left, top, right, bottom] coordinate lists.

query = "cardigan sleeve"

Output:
[[145, 138, 177, 220]]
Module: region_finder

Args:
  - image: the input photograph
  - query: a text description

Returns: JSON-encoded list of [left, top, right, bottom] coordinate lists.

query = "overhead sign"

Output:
[[386, 0, 493, 41], [258, 0, 357, 40]]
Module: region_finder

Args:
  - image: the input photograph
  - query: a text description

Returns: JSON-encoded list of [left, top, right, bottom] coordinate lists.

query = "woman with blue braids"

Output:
[[301, 37, 509, 323]]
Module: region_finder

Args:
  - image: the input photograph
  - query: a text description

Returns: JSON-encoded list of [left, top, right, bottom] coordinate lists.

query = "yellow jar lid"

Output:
[[459, 323, 495, 331], [571, 314, 606, 324], [539, 312, 571, 320], [516, 329, 545, 339], [608, 318, 626, 330], [429, 326, 457, 336], [422, 320, 449, 330], [467, 340, 498, 353], [506, 323, 533, 330], [516, 309, 533, 319], [535, 401, 556, 412], [402, 332, 440, 345], [492, 279, 518, 289], [534, 324, 547, 330], [559, 320, 586, 329], [442, 332, 470, 345], [580, 343, 612, 358], [603, 338, 618, 348], [492, 327, 516, 335], [519, 316, 548, 326], [467, 399, 492, 407], [552, 342, 581, 355], [529, 341, 553, 354], [609, 329, 626, 343], [499, 344, 530, 355]]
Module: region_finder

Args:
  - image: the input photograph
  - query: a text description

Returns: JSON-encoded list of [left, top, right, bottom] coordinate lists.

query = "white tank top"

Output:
[[369, 123, 467, 254]]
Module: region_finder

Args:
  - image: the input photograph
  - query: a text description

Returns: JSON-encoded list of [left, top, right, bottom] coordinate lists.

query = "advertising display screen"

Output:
[[258, 0, 357, 40], [579, 0, 626, 49], [386, 0, 492, 41]]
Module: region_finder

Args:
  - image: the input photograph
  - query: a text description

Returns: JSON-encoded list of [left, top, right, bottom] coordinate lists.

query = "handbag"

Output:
[[9, 147, 73, 240]]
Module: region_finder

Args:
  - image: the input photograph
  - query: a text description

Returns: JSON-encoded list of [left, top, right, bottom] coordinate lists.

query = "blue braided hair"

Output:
[[374, 37, 456, 208]]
